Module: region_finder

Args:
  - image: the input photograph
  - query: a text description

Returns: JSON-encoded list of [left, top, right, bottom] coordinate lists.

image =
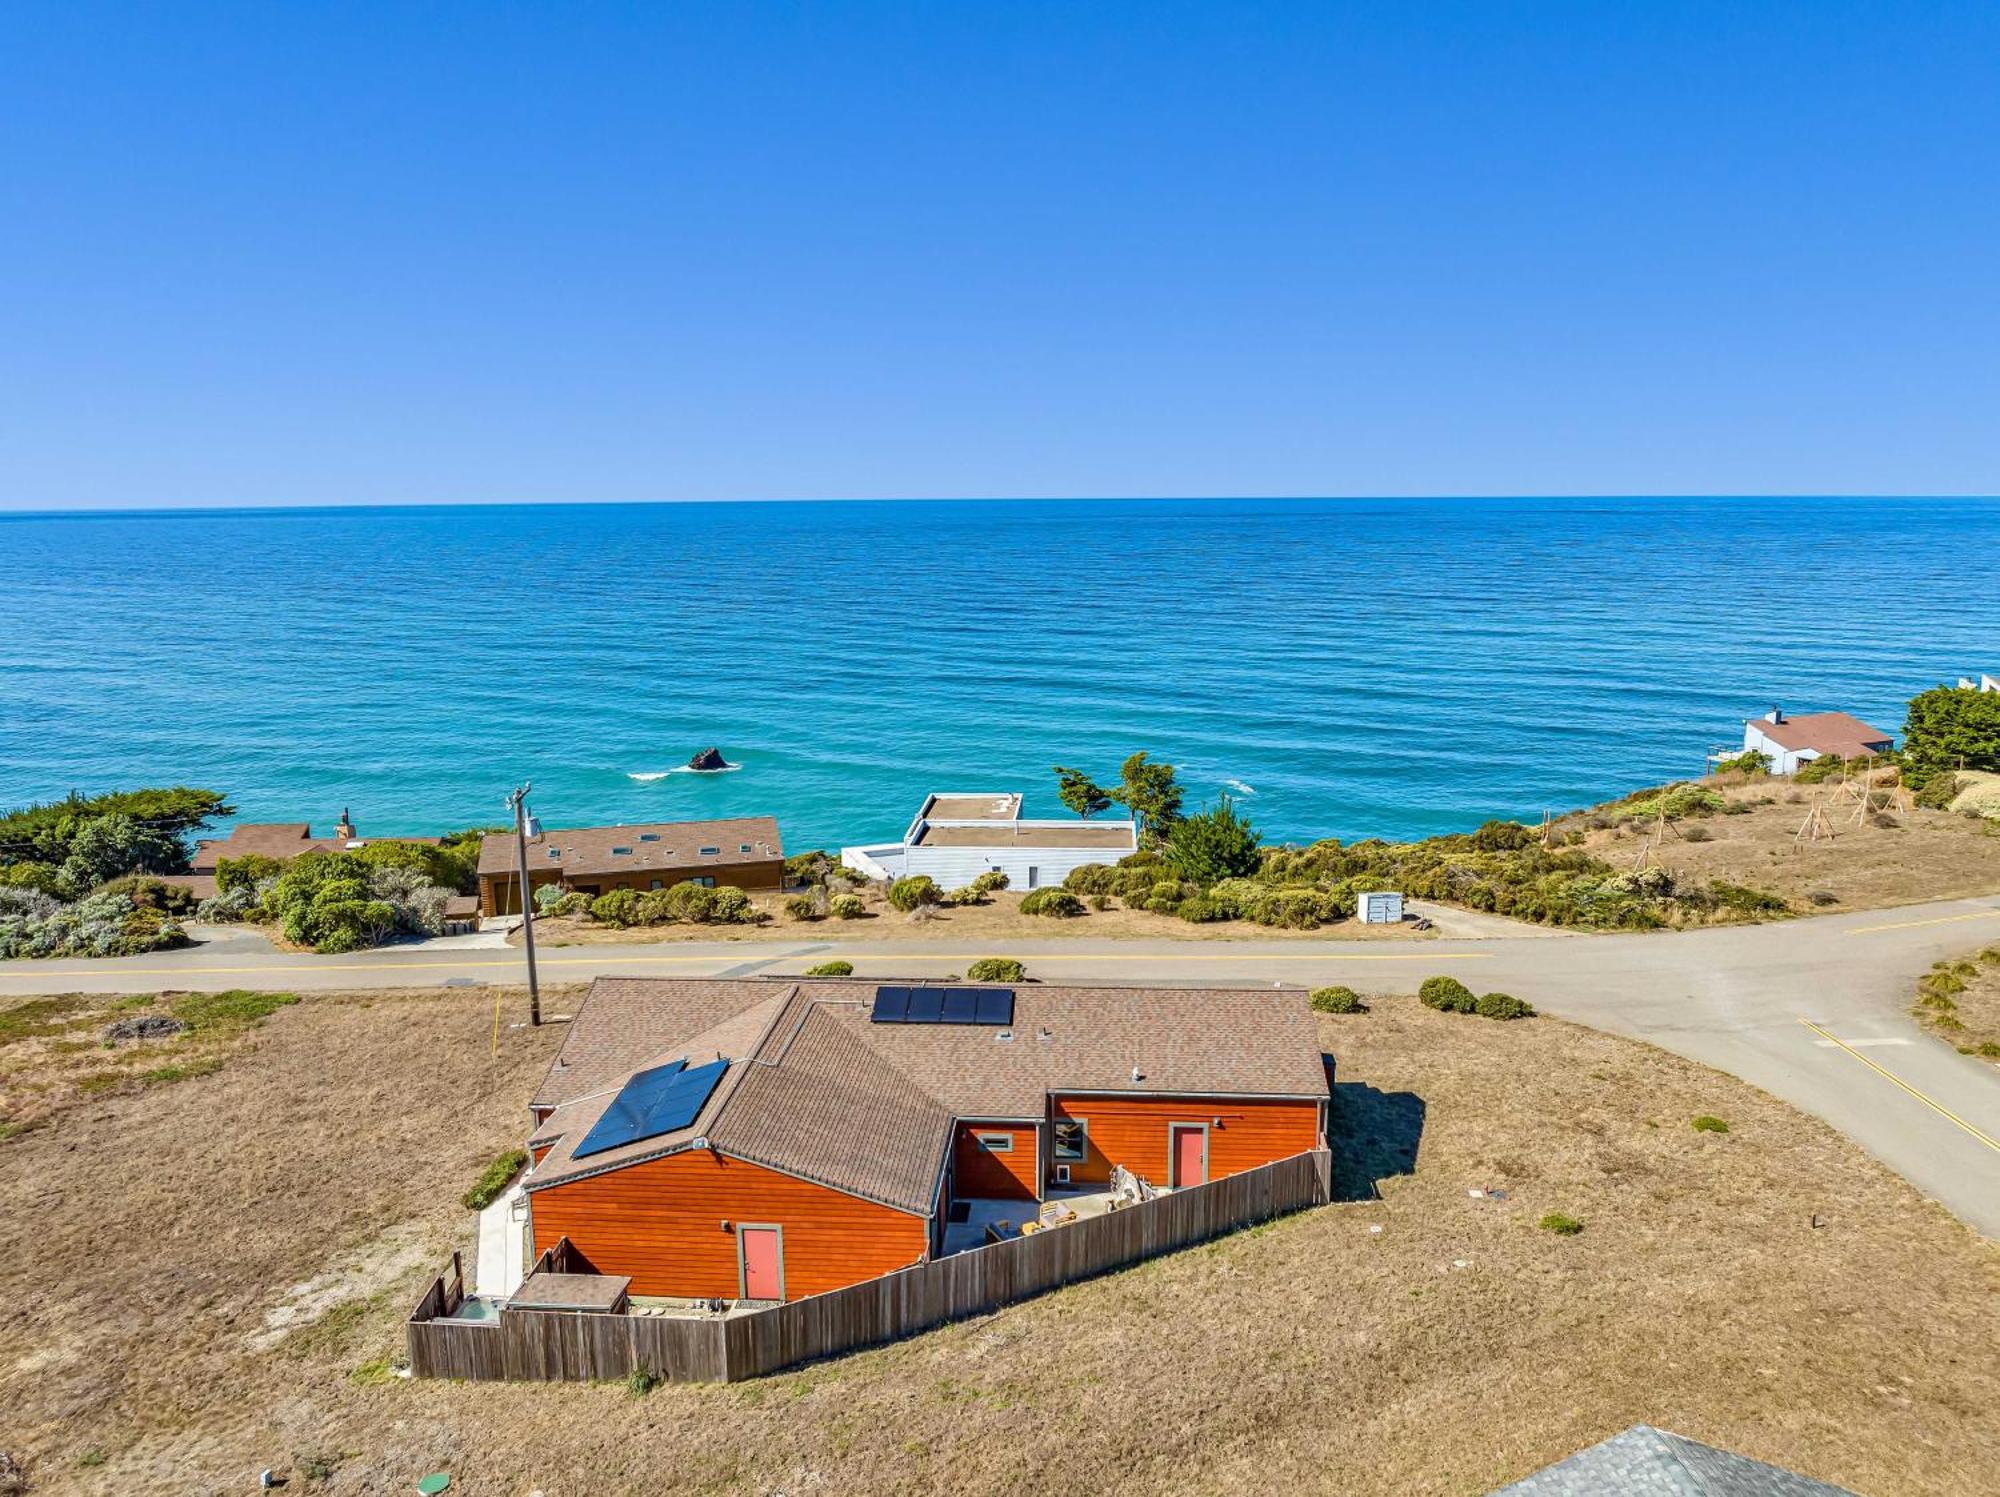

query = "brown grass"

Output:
[[2, 987, 1995, 1495], [1560, 771, 2000, 912]]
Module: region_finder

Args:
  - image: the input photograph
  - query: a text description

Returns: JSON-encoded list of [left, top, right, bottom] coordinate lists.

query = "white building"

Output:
[[1740, 707, 1894, 776], [1955, 673, 1999, 693], [842, 792, 1138, 890]]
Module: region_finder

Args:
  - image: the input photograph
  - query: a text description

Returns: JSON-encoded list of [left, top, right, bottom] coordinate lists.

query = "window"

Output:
[[739, 843, 752, 853], [699, 846, 721, 857], [639, 833, 660, 842], [973, 1132, 1013, 1154], [693, 876, 716, 888], [611, 846, 632, 856], [649, 879, 663, 891], [1053, 1119, 1087, 1162]]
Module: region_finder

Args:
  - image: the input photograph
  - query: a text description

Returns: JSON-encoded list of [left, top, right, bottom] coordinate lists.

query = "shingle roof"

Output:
[[1749, 711, 1892, 755], [1495, 1425, 1857, 1495], [524, 977, 1329, 1214], [191, 822, 442, 871], [477, 817, 783, 879]]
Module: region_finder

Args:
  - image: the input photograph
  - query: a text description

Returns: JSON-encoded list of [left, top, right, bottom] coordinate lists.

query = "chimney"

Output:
[[1766, 707, 1785, 725], [334, 807, 356, 840]]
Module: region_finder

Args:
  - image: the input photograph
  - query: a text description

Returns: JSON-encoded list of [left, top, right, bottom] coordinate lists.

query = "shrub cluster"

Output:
[[1310, 985, 1366, 1014], [888, 875, 942, 912], [966, 956, 1026, 982], [804, 960, 854, 977], [829, 893, 867, 919], [0, 886, 190, 960], [1019, 888, 1086, 918], [462, 1148, 529, 1211], [1418, 975, 1533, 1020], [582, 881, 763, 928]]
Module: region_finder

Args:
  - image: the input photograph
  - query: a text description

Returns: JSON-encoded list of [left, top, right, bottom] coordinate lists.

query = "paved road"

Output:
[[7, 895, 2000, 1236]]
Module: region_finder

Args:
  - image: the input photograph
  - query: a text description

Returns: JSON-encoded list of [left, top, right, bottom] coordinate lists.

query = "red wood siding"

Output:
[[1051, 1095, 1320, 1187], [481, 860, 783, 916], [951, 1122, 1038, 1200], [528, 1149, 928, 1301]]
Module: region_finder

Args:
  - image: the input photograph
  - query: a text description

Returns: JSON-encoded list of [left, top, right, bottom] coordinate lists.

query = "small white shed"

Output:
[[1356, 890, 1404, 925]]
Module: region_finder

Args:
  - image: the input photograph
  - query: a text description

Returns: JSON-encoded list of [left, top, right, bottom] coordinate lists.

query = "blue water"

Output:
[[3, 497, 1995, 851]]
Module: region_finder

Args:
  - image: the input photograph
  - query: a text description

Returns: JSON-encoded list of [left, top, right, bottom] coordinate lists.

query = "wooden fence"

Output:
[[407, 1144, 1330, 1384]]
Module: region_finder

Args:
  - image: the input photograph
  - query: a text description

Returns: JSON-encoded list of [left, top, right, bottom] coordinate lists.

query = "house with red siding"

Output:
[[513, 976, 1331, 1305]]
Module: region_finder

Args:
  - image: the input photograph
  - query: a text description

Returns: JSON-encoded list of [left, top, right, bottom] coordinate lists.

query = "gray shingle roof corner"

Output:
[[1494, 1425, 1860, 1496]]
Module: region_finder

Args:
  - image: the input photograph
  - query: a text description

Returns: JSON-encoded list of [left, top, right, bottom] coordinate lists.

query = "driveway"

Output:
[[6, 895, 1999, 1235]]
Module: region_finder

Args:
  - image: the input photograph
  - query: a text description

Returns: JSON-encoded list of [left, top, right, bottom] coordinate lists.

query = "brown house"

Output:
[[517, 977, 1330, 1303], [477, 816, 785, 916], [191, 809, 437, 873]]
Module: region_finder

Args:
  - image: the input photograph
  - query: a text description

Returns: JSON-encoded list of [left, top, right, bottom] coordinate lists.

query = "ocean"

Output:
[[3, 497, 1995, 852]]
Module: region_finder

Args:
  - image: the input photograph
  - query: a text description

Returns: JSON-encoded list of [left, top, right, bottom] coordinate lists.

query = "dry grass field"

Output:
[[3, 984, 1996, 1496], [1558, 771, 2000, 912], [1912, 944, 2000, 1062]]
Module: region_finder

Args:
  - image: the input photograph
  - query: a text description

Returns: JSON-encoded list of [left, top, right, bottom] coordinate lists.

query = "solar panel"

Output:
[[904, 988, 945, 1023], [870, 986, 911, 1023], [940, 987, 980, 1024], [974, 988, 1016, 1026], [572, 1056, 729, 1160]]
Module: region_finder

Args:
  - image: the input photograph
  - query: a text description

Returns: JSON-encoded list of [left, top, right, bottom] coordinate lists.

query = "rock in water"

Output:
[[687, 747, 731, 772]]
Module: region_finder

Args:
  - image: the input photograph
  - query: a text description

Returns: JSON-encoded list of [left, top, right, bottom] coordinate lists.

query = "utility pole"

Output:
[[507, 782, 542, 1027]]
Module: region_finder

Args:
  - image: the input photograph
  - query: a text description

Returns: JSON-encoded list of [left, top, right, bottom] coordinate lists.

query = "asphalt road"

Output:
[[7, 895, 1999, 1236]]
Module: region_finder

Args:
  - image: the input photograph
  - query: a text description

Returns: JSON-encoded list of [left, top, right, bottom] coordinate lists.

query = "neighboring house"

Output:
[[840, 792, 1138, 889], [478, 816, 784, 916], [1495, 1423, 1856, 1495], [1741, 708, 1894, 775], [164, 809, 435, 900], [515, 976, 1330, 1303], [1955, 672, 1999, 693]]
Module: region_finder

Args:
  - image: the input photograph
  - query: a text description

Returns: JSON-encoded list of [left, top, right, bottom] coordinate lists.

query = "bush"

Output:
[[216, 852, 285, 894], [829, 893, 866, 919], [1903, 684, 2000, 789], [1712, 749, 1771, 775], [1707, 881, 1789, 917], [967, 957, 1026, 982], [1474, 991, 1535, 1020], [96, 874, 199, 916], [785, 850, 845, 886], [1914, 773, 1962, 811], [1088, 893, 1113, 911], [1062, 863, 1120, 895], [1175, 894, 1228, 923], [944, 884, 986, 906], [1470, 820, 1535, 851], [194, 884, 264, 924], [1019, 888, 1086, 918], [0, 886, 191, 960], [532, 881, 566, 913], [1419, 975, 1477, 1014], [590, 888, 643, 927], [1310, 985, 1366, 1014], [709, 886, 757, 923], [462, 1148, 528, 1210], [1691, 1115, 1730, 1134], [1162, 796, 1262, 884], [888, 875, 942, 912], [1681, 825, 1712, 843], [971, 869, 1010, 893], [551, 890, 592, 917], [265, 853, 397, 953], [804, 960, 854, 977], [1538, 1213, 1584, 1236], [784, 893, 824, 920]]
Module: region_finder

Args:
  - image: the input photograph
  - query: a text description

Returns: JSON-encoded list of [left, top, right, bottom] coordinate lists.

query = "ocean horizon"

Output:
[[5, 495, 1996, 852]]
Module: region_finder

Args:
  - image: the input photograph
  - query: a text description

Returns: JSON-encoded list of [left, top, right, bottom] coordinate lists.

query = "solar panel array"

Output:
[[870, 985, 1014, 1027], [572, 1055, 730, 1160]]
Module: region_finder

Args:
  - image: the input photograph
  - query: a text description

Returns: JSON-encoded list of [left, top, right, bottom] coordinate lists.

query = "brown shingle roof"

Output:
[[191, 822, 442, 871], [1750, 711, 1893, 755], [478, 817, 783, 880], [524, 977, 1328, 1214]]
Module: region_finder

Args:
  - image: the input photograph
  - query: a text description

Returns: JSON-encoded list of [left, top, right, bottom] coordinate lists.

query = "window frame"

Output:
[[1052, 1117, 1088, 1163], [972, 1131, 1014, 1154]]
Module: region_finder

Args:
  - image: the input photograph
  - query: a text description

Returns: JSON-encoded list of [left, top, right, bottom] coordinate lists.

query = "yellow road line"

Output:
[[810, 951, 1492, 964], [1845, 909, 2000, 936], [1797, 1018, 2000, 1155], [0, 953, 738, 980]]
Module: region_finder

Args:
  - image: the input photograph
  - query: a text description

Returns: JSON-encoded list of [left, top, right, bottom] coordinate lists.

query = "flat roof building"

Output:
[[842, 791, 1138, 890]]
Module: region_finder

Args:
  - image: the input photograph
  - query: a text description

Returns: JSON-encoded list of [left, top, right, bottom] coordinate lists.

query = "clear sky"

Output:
[[4, 1, 1998, 509]]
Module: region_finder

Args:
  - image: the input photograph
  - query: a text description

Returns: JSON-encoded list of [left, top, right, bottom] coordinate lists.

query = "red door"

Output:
[[1172, 1126, 1207, 1188], [739, 1227, 783, 1301]]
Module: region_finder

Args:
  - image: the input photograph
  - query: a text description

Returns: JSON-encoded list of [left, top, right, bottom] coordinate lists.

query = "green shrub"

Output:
[[551, 890, 592, 917], [784, 893, 823, 920], [1310, 985, 1366, 1014], [966, 957, 1026, 982], [96, 874, 200, 916], [785, 849, 844, 885], [1474, 991, 1535, 1020], [888, 875, 942, 912], [1088, 893, 1113, 911], [1691, 1115, 1729, 1134], [804, 960, 854, 976], [626, 1367, 659, 1398], [1062, 863, 1119, 894], [1162, 796, 1262, 884], [944, 884, 987, 906], [1019, 888, 1086, 918], [590, 888, 643, 927], [1914, 773, 1962, 811], [265, 853, 397, 953], [1176, 894, 1228, 923], [1713, 749, 1771, 775], [971, 869, 1010, 894], [215, 852, 285, 894], [532, 881, 566, 913], [1538, 1213, 1584, 1236], [1419, 975, 1477, 1013], [829, 893, 866, 919], [462, 1147, 528, 1210], [1470, 820, 1535, 851], [708, 886, 757, 923], [1903, 685, 2000, 789], [1706, 881, 1789, 917]]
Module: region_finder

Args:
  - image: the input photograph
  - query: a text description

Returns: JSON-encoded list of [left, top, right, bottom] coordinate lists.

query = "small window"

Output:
[[739, 843, 752, 853], [639, 833, 660, 842], [611, 846, 632, 856], [694, 876, 716, 888], [699, 846, 721, 857], [973, 1132, 1013, 1154], [545, 848, 561, 859], [649, 879, 663, 891], [1053, 1119, 1087, 1162]]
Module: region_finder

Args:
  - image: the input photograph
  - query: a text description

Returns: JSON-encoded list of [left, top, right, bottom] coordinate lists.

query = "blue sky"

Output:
[[4, 2, 1997, 508]]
